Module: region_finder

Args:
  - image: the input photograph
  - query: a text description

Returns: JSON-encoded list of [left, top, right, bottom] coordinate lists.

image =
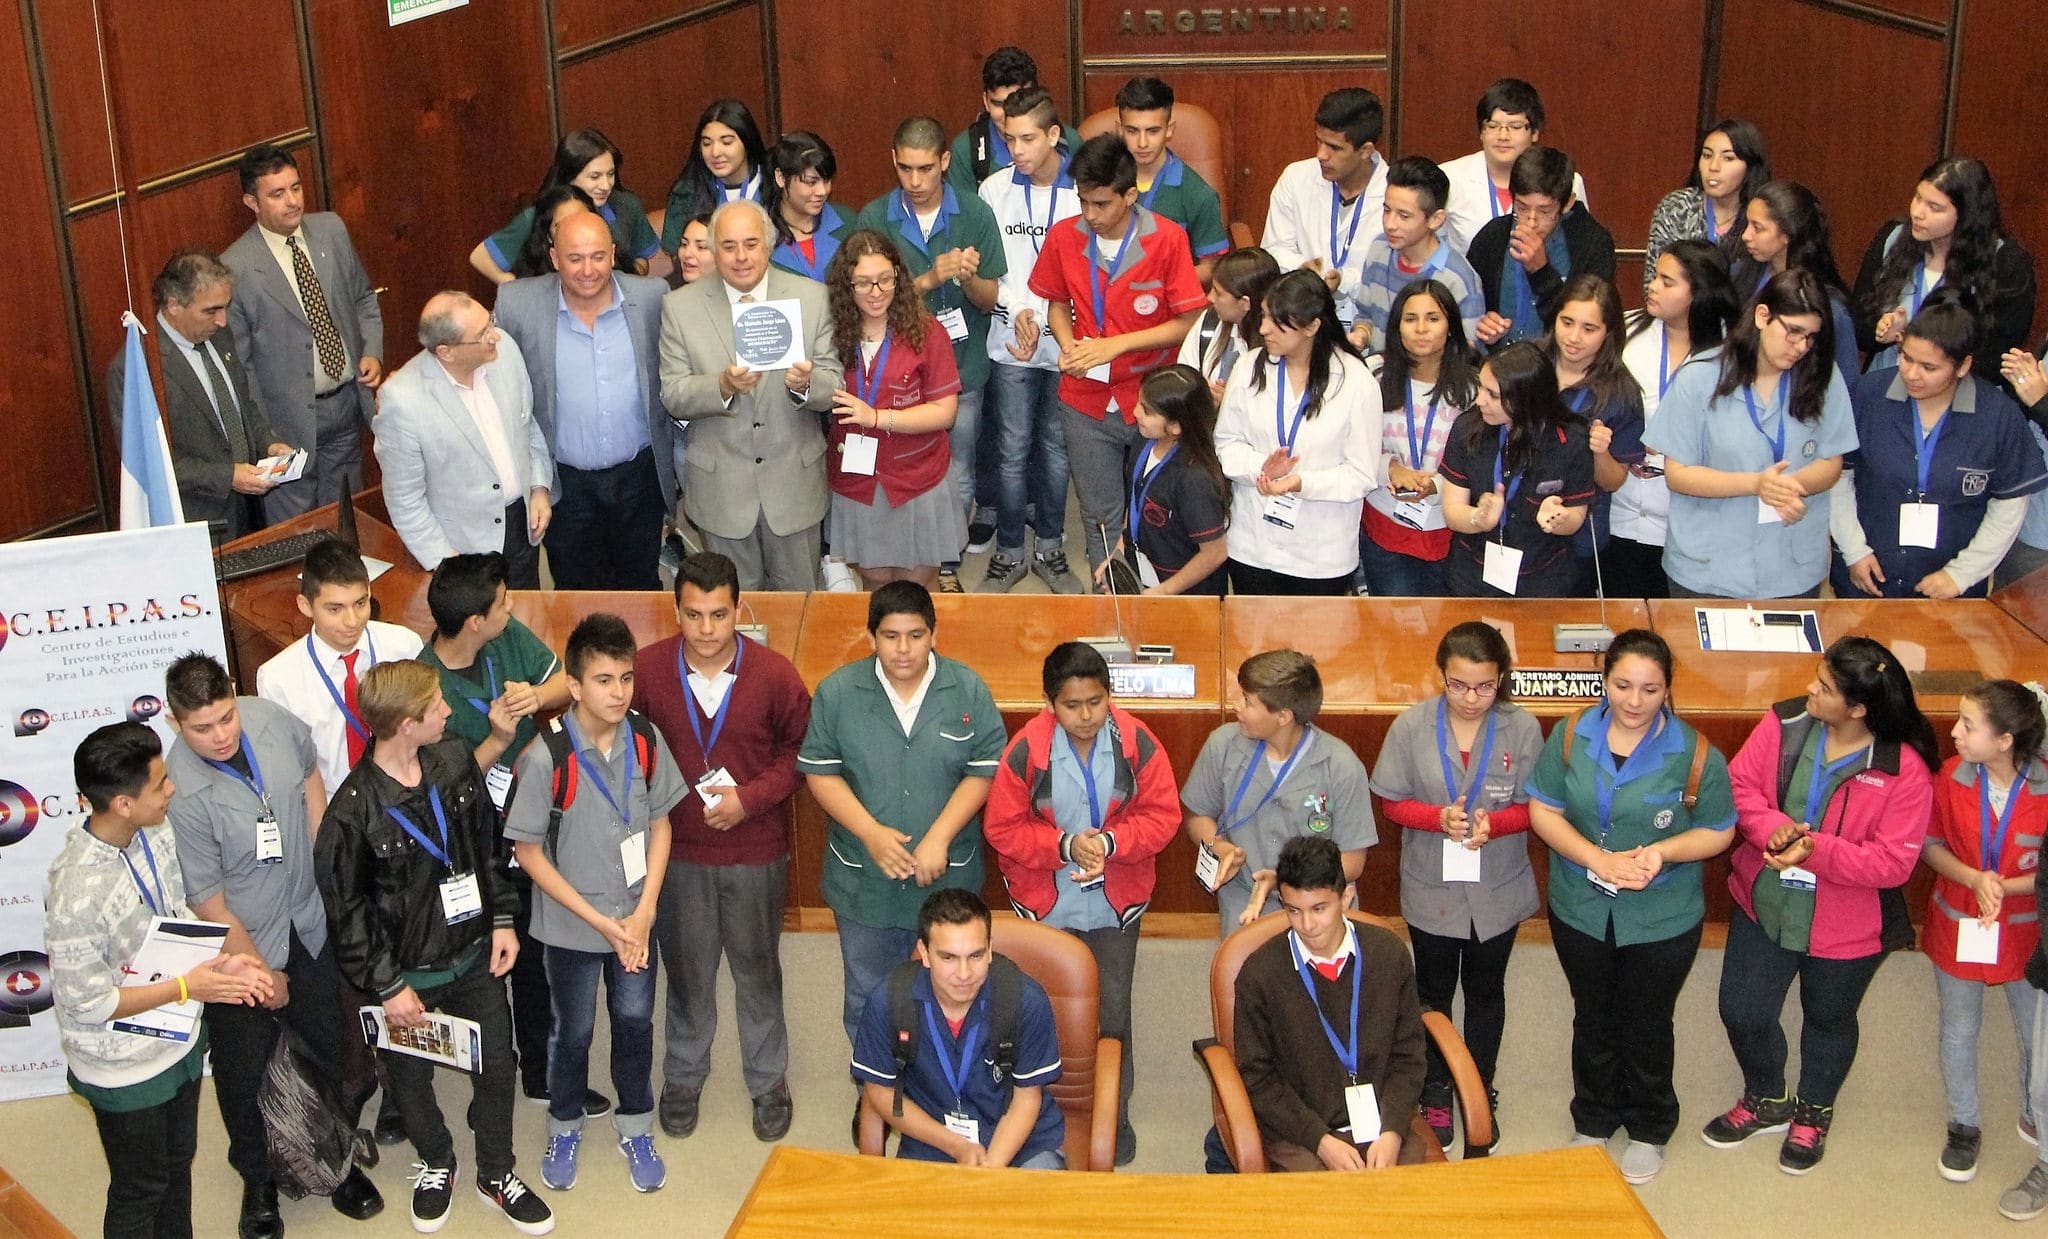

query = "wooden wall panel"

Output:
[[1952, 0, 2048, 345], [1713, 0, 1947, 291], [557, 7, 767, 229], [1857, 0, 1951, 26], [305, 0, 553, 363], [99, 0, 305, 179], [1397, 0, 1706, 259], [775, 1, 1072, 210], [556, 0, 741, 49], [1081, 0, 1389, 55], [29, 1, 116, 203]]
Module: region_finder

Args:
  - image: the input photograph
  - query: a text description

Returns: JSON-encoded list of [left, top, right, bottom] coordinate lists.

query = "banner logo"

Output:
[[12, 709, 49, 738], [0, 781, 38, 847], [127, 695, 164, 724], [0, 951, 52, 1017]]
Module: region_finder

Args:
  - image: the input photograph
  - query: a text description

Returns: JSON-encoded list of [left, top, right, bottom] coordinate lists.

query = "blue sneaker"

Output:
[[540, 1129, 580, 1191], [618, 1132, 666, 1193]]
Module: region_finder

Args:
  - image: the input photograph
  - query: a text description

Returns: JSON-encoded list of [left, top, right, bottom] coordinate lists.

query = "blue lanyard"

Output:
[[564, 713, 635, 829], [306, 633, 377, 746], [777, 225, 837, 281], [1910, 263, 1930, 317], [1566, 386, 1592, 415], [459, 655, 499, 719], [1491, 425, 1525, 523], [1981, 764, 2022, 867], [1139, 154, 1175, 210], [1436, 700, 1498, 806], [1911, 401, 1950, 498], [856, 332, 895, 410], [1024, 182, 1057, 255], [1705, 198, 1722, 242], [1328, 180, 1368, 272], [1128, 443, 1177, 543], [1088, 225, 1137, 333], [679, 639, 744, 769], [1657, 326, 1674, 399], [1219, 729, 1313, 836], [1742, 372, 1791, 462], [1064, 727, 1103, 832], [384, 786, 454, 870], [1290, 930, 1362, 1082], [1802, 726, 1867, 825], [714, 171, 754, 204], [1590, 709, 1669, 848], [920, 999, 984, 1110], [202, 734, 269, 809], [121, 831, 168, 917], [1274, 374, 1312, 454], [896, 192, 936, 255], [1403, 383, 1440, 470], [1484, 170, 1506, 219]]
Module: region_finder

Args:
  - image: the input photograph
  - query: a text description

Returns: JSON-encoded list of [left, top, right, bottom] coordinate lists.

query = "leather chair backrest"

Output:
[[991, 916, 1102, 1170], [1077, 101, 1228, 223]]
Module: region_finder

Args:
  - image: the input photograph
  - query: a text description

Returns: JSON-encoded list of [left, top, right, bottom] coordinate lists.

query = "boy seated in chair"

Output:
[[851, 889, 1066, 1168], [1235, 836, 1427, 1169]]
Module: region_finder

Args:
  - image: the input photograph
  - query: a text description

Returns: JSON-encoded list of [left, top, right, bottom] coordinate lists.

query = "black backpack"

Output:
[[509, 711, 658, 862], [969, 113, 998, 186], [884, 953, 1023, 1118]]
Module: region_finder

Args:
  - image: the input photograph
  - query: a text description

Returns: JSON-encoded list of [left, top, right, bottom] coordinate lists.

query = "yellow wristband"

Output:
[[177, 975, 189, 1003]]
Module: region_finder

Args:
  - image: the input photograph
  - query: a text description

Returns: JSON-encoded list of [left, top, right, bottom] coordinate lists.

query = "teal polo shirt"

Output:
[[1137, 153, 1229, 260], [483, 189, 661, 271], [798, 653, 1006, 929], [419, 619, 561, 772], [1528, 706, 1736, 946], [854, 186, 1008, 391]]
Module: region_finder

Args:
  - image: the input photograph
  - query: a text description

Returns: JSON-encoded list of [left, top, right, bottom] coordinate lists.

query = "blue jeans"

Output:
[[836, 919, 918, 1050], [545, 943, 658, 1127], [946, 387, 985, 518], [988, 363, 1069, 553], [1359, 529, 1446, 597], [1936, 965, 2038, 1129]]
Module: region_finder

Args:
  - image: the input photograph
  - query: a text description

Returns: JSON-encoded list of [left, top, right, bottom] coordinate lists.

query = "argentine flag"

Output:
[[116, 313, 185, 530]]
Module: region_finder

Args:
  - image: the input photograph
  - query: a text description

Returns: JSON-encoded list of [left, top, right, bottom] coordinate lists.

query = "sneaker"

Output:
[[1420, 1080, 1454, 1150], [1619, 1140, 1665, 1185], [618, 1132, 666, 1193], [1568, 1132, 1608, 1149], [1032, 549, 1083, 594], [1701, 1091, 1793, 1148], [965, 515, 996, 555], [936, 567, 965, 594], [1115, 1120, 1137, 1167], [977, 552, 1028, 593], [1778, 1099, 1833, 1175], [407, 1160, 456, 1234], [477, 1170, 553, 1236], [1467, 1087, 1500, 1158], [2025, 1117, 2040, 1148], [1941, 1122, 1982, 1182], [822, 557, 857, 592], [2002, 1164, 2048, 1222], [539, 1130, 580, 1192]]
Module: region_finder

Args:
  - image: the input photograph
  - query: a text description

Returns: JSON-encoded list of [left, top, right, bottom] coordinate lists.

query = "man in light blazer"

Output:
[[659, 199, 841, 591], [373, 292, 553, 587], [222, 143, 383, 522], [495, 210, 672, 590], [108, 250, 292, 544]]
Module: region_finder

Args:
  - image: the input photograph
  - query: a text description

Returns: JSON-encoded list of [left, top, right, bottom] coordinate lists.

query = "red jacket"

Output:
[[1728, 700, 1933, 960], [983, 706, 1181, 925], [1925, 755, 2045, 983]]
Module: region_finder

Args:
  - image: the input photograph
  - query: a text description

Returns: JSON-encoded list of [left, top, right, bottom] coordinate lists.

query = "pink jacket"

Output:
[[1727, 702, 1933, 959]]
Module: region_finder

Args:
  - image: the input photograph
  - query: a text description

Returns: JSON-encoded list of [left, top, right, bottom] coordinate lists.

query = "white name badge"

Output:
[[484, 764, 513, 811], [1588, 870, 1620, 898], [944, 1111, 980, 1144], [1343, 1082, 1380, 1145], [1335, 302, 1358, 329], [695, 766, 734, 811], [255, 815, 284, 865], [440, 872, 483, 924], [621, 831, 648, 887], [1900, 502, 1940, 550], [1757, 498, 1783, 525], [937, 307, 970, 342], [1074, 866, 1105, 890], [1135, 550, 1162, 589], [1195, 843, 1222, 891], [1482, 541, 1524, 594], [1778, 865, 1817, 892], [1958, 916, 2003, 965], [1640, 452, 1666, 476], [842, 433, 879, 476], [1441, 837, 1483, 883], [1085, 361, 1112, 384], [1262, 491, 1302, 529], [1394, 498, 1433, 528]]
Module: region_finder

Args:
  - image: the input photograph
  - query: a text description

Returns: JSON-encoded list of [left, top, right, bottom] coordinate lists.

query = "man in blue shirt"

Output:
[[851, 889, 1065, 1167]]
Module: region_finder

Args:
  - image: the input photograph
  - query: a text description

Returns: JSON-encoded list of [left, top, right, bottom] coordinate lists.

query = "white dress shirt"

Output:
[[1260, 156, 1387, 314], [875, 653, 938, 735], [438, 359, 522, 497], [255, 620, 424, 799]]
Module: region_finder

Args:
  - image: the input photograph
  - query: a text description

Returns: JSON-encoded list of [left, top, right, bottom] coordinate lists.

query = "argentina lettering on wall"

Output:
[[1114, 6, 1355, 36]]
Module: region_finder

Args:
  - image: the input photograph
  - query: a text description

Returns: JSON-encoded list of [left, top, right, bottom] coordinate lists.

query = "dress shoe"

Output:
[[752, 1081, 793, 1142], [659, 1086, 702, 1138], [373, 1099, 407, 1146], [237, 1179, 283, 1239], [329, 1166, 384, 1221]]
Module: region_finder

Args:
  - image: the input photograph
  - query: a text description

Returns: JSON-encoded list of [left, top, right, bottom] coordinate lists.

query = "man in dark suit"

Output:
[[107, 249, 292, 544], [495, 210, 671, 589], [222, 144, 384, 521]]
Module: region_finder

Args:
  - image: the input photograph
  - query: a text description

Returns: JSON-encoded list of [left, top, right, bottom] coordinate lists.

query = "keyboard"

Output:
[[213, 530, 334, 582]]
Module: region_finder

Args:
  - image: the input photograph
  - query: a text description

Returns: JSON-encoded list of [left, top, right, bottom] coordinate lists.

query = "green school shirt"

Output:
[[484, 189, 660, 272], [1136, 154, 1229, 260], [419, 619, 561, 773], [854, 187, 1008, 391], [1751, 727, 1864, 952]]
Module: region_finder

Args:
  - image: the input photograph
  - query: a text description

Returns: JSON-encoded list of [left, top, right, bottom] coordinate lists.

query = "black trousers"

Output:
[[500, 498, 540, 589], [90, 1068, 202, 1239], [381, 960, 518, 1180], [206, 929, 355, 1184], [1550, 911, 1702, 1145], [1409, 922, 1518, 1089], [1599, 535, 1670, 599], [1225, 559, 1355, 596], [508, 872, 554, 1092], [544, 448, 662, 589], [1718, 906, 1887, 1108]]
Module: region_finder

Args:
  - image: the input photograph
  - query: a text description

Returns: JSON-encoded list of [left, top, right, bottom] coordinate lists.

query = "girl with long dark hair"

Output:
[[1360, 279, 1481, 596], [471, 127, 659, 283], [1176, 246, 1282, 395], [1101, 365, 1230, 596], [766, 131, 852, 283], [1731, 180, 1861, 384], [1644, 117, 1770, 289], [660, 100, 769, 257], [1543, 273, 1646, 597]]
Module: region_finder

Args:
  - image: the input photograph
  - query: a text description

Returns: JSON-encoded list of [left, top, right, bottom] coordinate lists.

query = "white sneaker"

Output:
[[1619, 1140, 1665, 1184], [821, 556, 857, 592]]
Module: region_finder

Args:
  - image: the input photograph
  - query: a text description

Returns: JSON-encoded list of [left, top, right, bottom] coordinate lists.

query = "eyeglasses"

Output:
[[850, 275, 899, 294], [1481, 120, 1532, 135], [455, 314, 499, 347], [1444, 676, 1500, 700], [1512, 203, 1561, 227]]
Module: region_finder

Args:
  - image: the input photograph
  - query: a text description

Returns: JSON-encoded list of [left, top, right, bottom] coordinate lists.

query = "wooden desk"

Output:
[[505, 591, 808, 665], [1221, 597, 1651, 917], [789, 592, 1225, 922], [725, 1145, 1662, 1238], [1992, 566, 2048, 646]]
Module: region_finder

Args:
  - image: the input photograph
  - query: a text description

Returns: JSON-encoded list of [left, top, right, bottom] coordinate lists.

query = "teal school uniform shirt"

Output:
[[419, 618, 561, 777], [855, 186, 1009, 392], [1136, 154, 1229, 261], [483, 189, 660, 271]]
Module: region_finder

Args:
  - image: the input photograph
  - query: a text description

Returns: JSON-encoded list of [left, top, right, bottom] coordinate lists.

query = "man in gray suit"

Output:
[[108, 250, 293, 544], [222, 144, 384, 522], [496, 211, 672, 590], [372, 292, 554, 587], [659, 199, 841, 591]]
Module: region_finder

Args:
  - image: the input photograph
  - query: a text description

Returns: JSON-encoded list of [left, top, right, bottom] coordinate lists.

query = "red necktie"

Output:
[[341, 650, 364, 767], [1312, 959, 1344, 983]]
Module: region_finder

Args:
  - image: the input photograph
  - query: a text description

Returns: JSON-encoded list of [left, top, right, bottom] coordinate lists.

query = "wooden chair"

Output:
[[1193, 910, 1495, 1170], [857, 915, 1123, 1171], [1077, 101, 1228, 224]]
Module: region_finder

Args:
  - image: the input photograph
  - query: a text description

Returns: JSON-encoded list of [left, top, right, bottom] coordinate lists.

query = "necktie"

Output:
[[1312, 959, 1344, 983], [340, 650, 364, 767], [286, 234, 347, 382], [738, 294, 755, 303], [193, 342, 255, 461]]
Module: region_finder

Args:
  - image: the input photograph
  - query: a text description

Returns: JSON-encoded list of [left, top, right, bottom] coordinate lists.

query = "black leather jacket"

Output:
[[316, 738, 516, 1000]]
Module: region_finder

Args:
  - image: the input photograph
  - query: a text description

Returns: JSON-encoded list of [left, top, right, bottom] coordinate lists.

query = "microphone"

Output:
[[1554, 506, 1615, 654], [1078, 521, 1135, 664], [736, 596, 769, 647]]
